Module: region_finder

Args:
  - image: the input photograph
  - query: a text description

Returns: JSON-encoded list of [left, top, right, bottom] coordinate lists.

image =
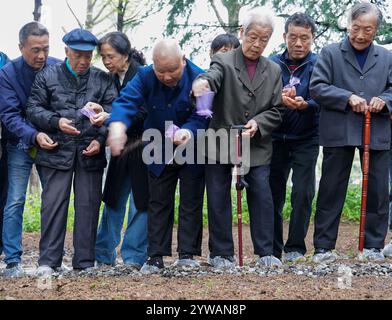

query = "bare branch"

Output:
[[93, 11, 113, 25], [208, 0, 226, 28], [172, 23, 239, 29], [66, 0, 84, 28], [91, 2, 111, 23]]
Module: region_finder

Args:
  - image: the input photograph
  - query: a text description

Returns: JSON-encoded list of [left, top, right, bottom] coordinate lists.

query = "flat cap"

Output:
[[62, 28, 98, 51]]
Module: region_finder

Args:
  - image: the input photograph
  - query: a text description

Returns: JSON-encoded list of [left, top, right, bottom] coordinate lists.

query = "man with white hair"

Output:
[[310, 2, 392, 263], [108, 39, 209, 274], [192, 7, 283, 268]]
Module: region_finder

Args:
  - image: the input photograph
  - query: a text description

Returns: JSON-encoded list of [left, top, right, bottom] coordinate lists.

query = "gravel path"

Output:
[[2, 222, 392, 300]]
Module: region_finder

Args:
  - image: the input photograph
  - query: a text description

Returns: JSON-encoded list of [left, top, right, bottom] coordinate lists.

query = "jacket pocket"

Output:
[[77, 142, 107, 171], [36, 139, 75, 170]]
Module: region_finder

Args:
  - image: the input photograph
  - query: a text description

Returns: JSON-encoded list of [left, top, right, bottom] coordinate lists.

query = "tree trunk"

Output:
[[33, 0, 42, 22], [117, 0, 125, 32], [28, 165, 41, 196], [222, 1, 241, 35], [86, 0, 95, 31]]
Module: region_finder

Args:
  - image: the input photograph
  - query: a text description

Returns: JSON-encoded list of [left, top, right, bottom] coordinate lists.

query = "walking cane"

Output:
[[231, 125, 249, 267], [358, 111, 371, 254]]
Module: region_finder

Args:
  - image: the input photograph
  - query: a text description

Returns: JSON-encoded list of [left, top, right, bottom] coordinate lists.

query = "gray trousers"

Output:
[[38, 157, 103, 269]]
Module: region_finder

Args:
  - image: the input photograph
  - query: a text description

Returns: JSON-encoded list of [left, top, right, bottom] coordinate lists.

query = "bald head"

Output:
[[152, 39, 183, 60], [153, 39, 186, 88]]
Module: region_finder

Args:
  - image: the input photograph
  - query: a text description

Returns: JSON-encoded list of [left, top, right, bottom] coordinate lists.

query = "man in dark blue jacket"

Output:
[[0, 51, 10, 257], [0, 22, 59, 278], [108, 39, 208, 274], [269, 13, 319, 263]]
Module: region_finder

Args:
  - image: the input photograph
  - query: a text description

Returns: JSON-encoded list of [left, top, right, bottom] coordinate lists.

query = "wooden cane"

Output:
[[358, 111, 371, 253], [236, 129, 244, 267], [236, 170, 244, 267], [232, 125, 247, 267]]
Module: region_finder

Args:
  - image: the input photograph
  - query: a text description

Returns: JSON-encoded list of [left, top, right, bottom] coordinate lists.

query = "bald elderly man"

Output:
[[108, 39, 209, 274]]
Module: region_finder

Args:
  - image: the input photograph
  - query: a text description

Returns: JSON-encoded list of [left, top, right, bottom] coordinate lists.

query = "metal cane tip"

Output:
[[357, 251, 364, 261]]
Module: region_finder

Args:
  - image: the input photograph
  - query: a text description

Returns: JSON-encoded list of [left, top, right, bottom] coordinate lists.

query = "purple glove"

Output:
[[196, 91, 215, 118]]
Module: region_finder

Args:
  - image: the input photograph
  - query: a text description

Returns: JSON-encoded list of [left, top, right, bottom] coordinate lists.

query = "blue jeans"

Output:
[[0, 138, 8, 255], [95, 177, 148, 266], [389, 149, 392, 232], [2, 144, 43, 265]]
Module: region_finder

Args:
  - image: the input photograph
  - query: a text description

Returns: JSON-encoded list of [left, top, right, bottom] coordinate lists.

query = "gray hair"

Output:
[[242, 7, 275, 33], [348, 2, 383, 29], [19, 22, 49, 45]]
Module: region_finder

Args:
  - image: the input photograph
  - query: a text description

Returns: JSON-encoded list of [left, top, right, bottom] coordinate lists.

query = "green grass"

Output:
[[22, 185, 363, 232], [23, 193, 76, 232]]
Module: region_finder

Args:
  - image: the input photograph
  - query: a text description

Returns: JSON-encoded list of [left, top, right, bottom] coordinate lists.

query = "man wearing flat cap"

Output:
[[26, 28, 117, 276]]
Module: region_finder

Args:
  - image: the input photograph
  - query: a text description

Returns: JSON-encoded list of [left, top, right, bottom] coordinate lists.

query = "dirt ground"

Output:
[[1, 221, 392, 300]]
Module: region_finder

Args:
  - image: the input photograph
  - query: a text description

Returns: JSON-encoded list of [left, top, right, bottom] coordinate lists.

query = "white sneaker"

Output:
[[283, 251, 306, 263], [173, 259, 200, 268], [383, 240, 392, 257], [3, 264, 25, 278], [140, 257, 164, 275], [36, 265, 55, 277], [360, 248, 385, 262], [256, 255, 282, 268], [208, 255, 236, 270], [312, 249, 337, 264]]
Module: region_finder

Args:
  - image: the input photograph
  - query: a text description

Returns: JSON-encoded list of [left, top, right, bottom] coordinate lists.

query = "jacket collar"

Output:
[[115, 60, 140, 91], [61, 60, 91, 86], [279, 49, 314, 66], [340, 37, 378, 74], [234, 46, 267, 93]]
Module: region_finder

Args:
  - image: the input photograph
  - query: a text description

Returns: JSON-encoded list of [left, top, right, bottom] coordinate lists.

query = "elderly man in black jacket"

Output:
[[26, 29, 117, 276]]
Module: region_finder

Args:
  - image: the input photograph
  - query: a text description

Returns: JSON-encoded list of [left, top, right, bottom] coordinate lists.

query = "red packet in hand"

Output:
[[81, 103, 97, 119]]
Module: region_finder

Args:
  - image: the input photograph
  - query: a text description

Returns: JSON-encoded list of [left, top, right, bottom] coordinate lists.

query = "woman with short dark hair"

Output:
[[210, 34, 240, 57]]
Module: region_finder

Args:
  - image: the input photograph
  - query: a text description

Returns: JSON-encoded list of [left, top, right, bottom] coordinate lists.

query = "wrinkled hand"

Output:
[[242, 119, 258, 138], [349, 94, 368, 113], [86, 102, 104, 113], [86, 102, 110, 126], [59, 118, 80, 135], [107, 122, 128, 156], [173, 129, 192, 146], [368, 97, 385, 113], [36, 132, 58, 150], [282, 86, 296, 98], [192, 79, 211, 97], [82, 139, 101, 157], [282, 95, 308, 110], [90, 112, 110, 126]]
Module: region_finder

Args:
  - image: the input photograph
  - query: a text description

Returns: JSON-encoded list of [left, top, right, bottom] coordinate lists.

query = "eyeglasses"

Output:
[[245, 33, 270, 46]]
